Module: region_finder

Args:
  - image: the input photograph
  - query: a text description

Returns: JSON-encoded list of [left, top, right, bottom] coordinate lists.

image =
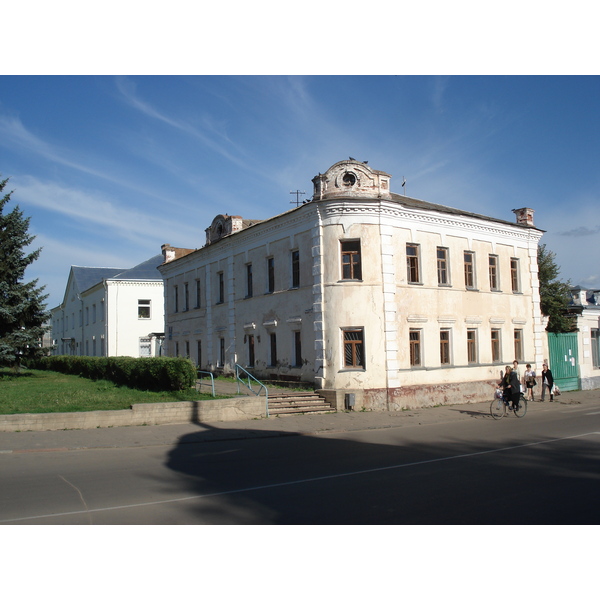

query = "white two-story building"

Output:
[[51, 255, 165, 358], [159, 159, 545, 410]]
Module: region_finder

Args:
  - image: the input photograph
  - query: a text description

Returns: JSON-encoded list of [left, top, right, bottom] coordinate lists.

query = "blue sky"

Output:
[[1, 75, 598, 309]]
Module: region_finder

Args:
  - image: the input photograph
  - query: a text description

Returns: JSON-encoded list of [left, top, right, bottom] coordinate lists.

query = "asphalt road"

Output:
[[1, 398, 599, 524]]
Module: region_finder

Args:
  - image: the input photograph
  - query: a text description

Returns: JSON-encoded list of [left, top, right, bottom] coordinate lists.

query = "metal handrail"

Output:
[[235, 364, 269, 417], [196, 370, 216, 397]]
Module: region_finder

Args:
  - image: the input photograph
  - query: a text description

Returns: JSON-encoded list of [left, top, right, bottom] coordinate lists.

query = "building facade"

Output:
[[159, 160, 545, 409], [51, 255, 165, 358], [567, 286, 600, 390]]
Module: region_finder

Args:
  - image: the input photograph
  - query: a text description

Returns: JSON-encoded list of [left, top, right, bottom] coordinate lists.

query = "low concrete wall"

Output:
[[0, 396, 266, 432]]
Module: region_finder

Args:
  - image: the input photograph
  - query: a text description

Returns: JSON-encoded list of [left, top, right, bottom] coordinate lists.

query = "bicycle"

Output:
[[490, 391, 527, 419]]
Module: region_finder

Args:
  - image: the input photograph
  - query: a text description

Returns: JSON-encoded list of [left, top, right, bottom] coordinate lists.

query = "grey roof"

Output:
[[71, 266, 125, 294], [111, 254, 164, 281], [69, 255, 163, 296]]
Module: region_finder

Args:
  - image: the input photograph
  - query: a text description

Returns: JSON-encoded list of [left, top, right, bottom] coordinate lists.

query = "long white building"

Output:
[[159, 159, 545, 410], [51, 255, 165, 358]]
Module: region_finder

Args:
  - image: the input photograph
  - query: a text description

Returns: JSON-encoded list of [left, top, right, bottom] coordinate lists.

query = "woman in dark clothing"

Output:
[[500, 365, 521, 410], [541, 363, 554, 402]]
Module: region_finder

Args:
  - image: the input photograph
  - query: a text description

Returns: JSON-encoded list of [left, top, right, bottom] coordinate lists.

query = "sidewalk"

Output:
[[1, 389, 597, 454]]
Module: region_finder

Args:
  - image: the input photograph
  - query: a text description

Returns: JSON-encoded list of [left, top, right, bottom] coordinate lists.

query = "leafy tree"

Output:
[[538, 243, 573, 333], [0, 177, 50, 369]]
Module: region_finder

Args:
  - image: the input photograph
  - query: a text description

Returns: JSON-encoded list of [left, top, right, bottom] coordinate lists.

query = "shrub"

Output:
[[28, 356, 196, 391]]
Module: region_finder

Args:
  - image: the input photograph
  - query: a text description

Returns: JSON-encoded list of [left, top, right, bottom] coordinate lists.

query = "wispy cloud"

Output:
[[115, 77, 254, 173], [14, 176, 200, 246], [0, 113, 170, 202]]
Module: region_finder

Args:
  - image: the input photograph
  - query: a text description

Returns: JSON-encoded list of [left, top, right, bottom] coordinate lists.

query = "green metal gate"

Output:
[[547, 332, 579, 391]]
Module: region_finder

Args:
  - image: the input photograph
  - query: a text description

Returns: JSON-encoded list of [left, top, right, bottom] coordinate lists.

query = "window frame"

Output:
[[138, 299, 151, 320], [217, 272, 224, 304], [293, 330, 302, 368], [440, 329, 451, 365], [489, 254, 500, 291], [409, 329, 422, 367], [341, 240, 362, 281], [269, 332, 277, 367], [491, 328, 502, 363], [195, 279, 202, 309], [246, 263, 253, 298], [467, 329, 478, 364], [592, 329, 600, 369], [343, 328, 365, 369], [514, 328, 523, 362], [510, 257, 521, 293], [464, 251, 476, 289], [406, 243, 421, 284], [267, 257, 275, 294], [291, 250, 300, 289], [437, 247, 450, 286]]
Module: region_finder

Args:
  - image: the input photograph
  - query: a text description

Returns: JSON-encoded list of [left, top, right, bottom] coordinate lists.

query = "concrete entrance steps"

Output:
[[267, 391, 336, 416]]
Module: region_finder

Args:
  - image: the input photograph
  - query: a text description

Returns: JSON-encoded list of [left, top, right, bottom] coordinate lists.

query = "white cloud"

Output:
[[14, 176, 200, 247]]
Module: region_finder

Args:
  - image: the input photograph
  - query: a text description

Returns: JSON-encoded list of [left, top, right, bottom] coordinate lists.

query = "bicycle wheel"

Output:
[[490, 398, 506, 419], [514, 397, 527, 418]]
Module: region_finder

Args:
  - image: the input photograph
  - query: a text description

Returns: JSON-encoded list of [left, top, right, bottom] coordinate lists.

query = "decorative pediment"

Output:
[[312, 159, 392, 201]]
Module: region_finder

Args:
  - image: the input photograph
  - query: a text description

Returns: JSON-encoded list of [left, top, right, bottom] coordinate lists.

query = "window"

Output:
[[491, 329, 501, 363], [467, 329, 478, 364], [592, 329, 600, 369], [247, 335, 255, 367], [489, 255, 500, 291], [511, 258, 520, 293], [294, 331, 302, 367], [185, 341, 190, 358], [197, 340, 202, 367], [246, 264, 253, 298], [219, 338, 225, 367], [195, 279, 202, 308], [291, 250, 300, 288], [514, 329, 523, 362], [269, 333, 277, 367], [464, 251, 475, 289], [437, 247, 450, 285], [267, 257, 275, 293], [174, 285, 179, 312], [217, 272, 224, 304], [139, 337, 152, 357], [343, 328, 365, 368], [409, 329, 421, 367], [184, 283, 189, 311], [440, 329, 451, 365], [341, 240, 362, 280], [407, 244, 420, 284], [175, 341, 179, 357], [138, 299, 151, 319]]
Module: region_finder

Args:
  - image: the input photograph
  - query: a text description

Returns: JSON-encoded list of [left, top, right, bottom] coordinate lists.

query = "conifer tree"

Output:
[[0, 177, 49, 369], [538, 243, 573, 333]]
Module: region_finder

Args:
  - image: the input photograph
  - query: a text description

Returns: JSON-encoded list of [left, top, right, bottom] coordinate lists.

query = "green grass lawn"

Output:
[[0, 368, 221, 415]]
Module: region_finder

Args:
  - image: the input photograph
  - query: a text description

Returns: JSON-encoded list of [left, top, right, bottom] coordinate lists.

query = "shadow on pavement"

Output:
[[160, 415, 600, 525]]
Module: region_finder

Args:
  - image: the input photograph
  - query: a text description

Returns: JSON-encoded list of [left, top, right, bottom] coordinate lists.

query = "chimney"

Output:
[[512, 207, 535, 227], [161, 244, 176, 263]]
